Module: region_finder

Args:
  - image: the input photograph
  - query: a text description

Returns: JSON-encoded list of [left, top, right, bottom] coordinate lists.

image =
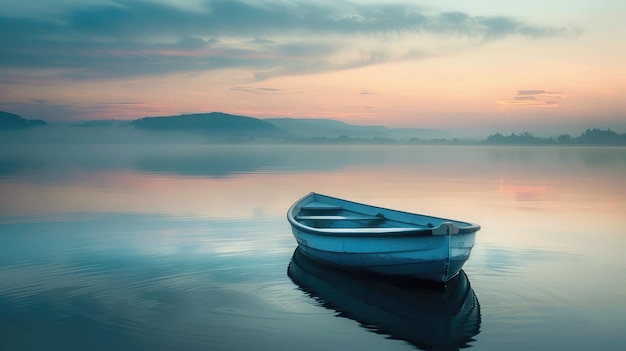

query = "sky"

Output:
[[0, 0, 625, 136]]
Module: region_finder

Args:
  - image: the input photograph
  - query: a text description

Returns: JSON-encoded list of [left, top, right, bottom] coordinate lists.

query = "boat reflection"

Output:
[[288, 248, 481, 350]]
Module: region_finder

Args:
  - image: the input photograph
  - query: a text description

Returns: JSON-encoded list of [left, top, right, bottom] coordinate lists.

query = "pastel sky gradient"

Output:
[[1, 0, 625, 136]]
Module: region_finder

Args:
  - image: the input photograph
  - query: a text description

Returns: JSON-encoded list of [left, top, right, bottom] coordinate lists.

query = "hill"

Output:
[[2, 110, 449, 142], [73, 119, 131, 128], [264, 118, 452, 140], [3, 109, 624, 145], [132, 112, 279, 134], [0, 111, 47, 129]]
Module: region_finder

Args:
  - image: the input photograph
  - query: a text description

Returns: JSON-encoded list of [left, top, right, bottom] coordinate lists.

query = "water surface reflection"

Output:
[[1, 144, 625, 350], [288, 248, 481, 350]]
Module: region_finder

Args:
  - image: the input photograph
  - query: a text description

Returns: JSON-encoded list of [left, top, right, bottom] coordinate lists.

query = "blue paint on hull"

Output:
[[287, 192, 480, 284]]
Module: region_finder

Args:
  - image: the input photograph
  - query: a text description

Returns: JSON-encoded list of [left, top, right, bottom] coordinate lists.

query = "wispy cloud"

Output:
[[0, 0, 574, 81], [231, 86, 282, 94], [498, 90, 566, 108], [0, 101, 78, 121], [517, 90, 561, 96], [0, 99, 156, 121]]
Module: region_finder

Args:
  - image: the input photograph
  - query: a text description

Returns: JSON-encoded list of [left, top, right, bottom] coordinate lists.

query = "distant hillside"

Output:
[[132, 112, 280, 137], [7, 109, 622, 145], [265, 118, 451, 140], [73, 119, 130, 128], [0, 111, 47, 129]]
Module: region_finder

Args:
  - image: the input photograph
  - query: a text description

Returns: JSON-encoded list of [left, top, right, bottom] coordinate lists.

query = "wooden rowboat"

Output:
[[287, 192, 480, 283]]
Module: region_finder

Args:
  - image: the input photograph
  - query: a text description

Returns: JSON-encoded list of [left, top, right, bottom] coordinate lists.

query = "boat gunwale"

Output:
[[287, 192, 481, 237]]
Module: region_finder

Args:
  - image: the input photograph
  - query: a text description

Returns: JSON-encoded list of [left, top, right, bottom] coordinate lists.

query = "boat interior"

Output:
[[296, 201, 430, 230]]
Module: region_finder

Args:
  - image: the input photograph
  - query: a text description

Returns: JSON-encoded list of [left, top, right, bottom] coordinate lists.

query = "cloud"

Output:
[[517, 90, 560, 95], [0, 0, 573, 81], [248, 37, 276, 45], [0, 101, 78, 121], [0, 99, 157, 121], [498, 90, 566, 108], [231, 86, 282, 94]]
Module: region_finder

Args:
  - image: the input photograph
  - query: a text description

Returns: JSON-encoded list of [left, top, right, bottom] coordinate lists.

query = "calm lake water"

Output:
[[1, 144, 625, 350]]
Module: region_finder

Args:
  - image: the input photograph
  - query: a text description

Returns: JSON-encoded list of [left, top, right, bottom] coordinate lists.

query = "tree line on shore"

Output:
[[484, 128, 626, 145], [294, 128, 626, 145]]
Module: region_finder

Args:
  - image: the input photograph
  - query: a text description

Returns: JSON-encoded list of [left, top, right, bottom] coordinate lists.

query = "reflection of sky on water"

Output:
[[1, 145, 626, 350], [471, 244, 577, 275], [466, 239, 626, 350], [2, 144, 625, 177], [0, 213, 328, 350], [2, 146, 625, 224], [0, 213, 293, 262]]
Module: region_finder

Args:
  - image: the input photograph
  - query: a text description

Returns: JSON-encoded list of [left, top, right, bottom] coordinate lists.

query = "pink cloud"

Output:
[[498, 90, 566, 108]]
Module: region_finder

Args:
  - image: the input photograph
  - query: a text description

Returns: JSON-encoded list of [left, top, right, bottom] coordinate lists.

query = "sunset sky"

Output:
[[1, 0, 624, 136]]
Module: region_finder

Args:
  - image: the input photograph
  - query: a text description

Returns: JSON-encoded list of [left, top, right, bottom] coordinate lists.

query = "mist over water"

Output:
[[1, 144, 625, 350]]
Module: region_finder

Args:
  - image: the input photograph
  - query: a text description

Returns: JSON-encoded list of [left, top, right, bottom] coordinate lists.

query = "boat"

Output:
[[286, 192, 480, 283], [288, 248, 481, 350]]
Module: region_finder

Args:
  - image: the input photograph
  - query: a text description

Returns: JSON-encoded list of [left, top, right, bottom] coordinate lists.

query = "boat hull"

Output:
[[292, 227, 476, 282], [287, 193, 480, 283]]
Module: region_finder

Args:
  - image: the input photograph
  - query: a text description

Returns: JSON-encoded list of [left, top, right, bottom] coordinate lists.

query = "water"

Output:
[[1, 144, 625, 350]]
